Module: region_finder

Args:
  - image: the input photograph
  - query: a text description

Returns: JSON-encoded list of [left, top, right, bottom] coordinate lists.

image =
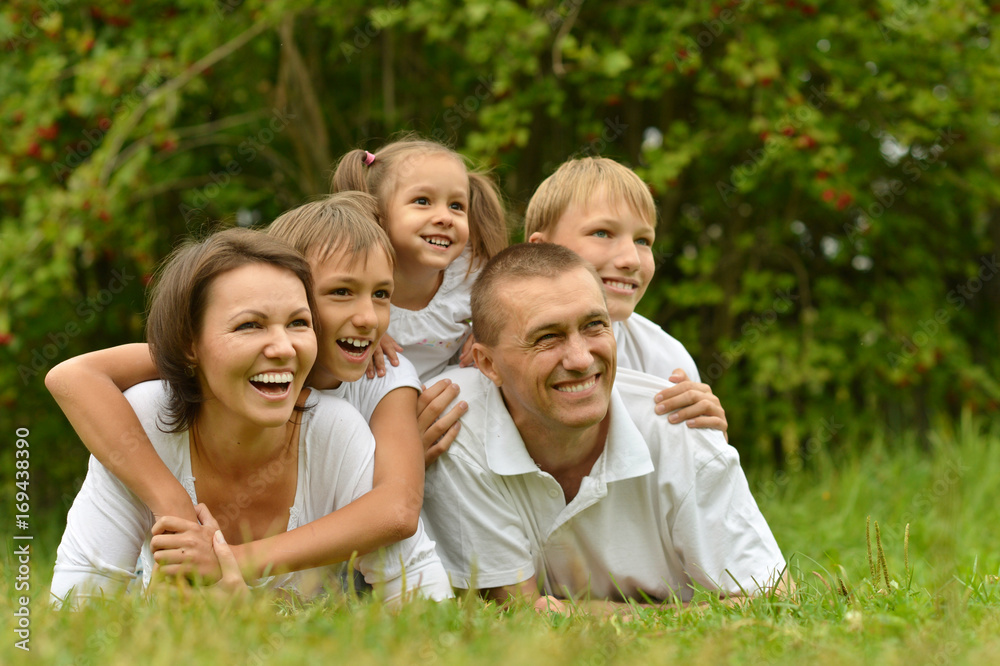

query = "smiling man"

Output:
[[421, 243, 786, 613]]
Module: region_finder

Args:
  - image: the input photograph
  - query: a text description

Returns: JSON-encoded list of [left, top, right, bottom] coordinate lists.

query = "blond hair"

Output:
[[331, 133, 508, 271], [524, 157, 656, 238]]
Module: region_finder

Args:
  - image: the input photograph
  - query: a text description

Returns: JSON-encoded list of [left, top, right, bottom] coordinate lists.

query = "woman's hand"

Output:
[[150, 503, 224, 583], [210, 526, 249, 600], [653, 369, 728, 439], [366, 333, 403, 379]]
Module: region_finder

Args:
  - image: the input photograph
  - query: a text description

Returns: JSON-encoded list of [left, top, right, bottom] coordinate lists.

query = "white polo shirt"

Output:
[[320, 352, 422, 421], [614, 313, 701, 382], [422, 367, 784, 602]]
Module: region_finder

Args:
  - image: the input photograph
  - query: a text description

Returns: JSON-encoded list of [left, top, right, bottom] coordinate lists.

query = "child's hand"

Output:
[[150, 503, 223, 583], [417, 379, 468, 467], [366, 333, 403, 379], [653, 369, 728, 440], [209, 525, 249, 600], [459, 333, 477, 368]]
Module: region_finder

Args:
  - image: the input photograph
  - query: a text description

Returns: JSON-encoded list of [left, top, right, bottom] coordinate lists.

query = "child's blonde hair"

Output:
[[524, 157, 656, 238], [331, 134, 508, 270], [267, 191, 396, 270]]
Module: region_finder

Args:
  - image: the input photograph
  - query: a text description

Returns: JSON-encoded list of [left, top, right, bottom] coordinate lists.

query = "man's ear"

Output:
[[472, 343, 502, 387], [527, 231, 547, 244]]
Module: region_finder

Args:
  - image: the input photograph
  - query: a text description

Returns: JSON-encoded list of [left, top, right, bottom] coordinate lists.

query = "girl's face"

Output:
[[191, 263, 317, 429], [309, 246, 394, 387], [383, 153, 470, 276]]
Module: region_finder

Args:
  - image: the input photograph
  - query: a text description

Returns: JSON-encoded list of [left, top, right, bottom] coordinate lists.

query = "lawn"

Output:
[[4, 412, 999, 665]]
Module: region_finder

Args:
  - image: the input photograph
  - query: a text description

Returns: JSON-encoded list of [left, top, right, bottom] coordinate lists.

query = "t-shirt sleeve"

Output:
[[50, 455, 153, 607], [422, 447, 536, 591], [616, 315, 701, 382], [668, 439, 786, 596]]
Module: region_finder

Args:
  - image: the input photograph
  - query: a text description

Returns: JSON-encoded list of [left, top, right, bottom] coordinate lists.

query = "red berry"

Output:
[[835, 192, 853, 210], [815, 171, 829, 180], [0, 333, 13, 346], [98, 210, 111, 222], [760, 77, 773, 87], [822, 188, 835, 202], [782, 126, 795, 137], [26, 141, 42, 158]]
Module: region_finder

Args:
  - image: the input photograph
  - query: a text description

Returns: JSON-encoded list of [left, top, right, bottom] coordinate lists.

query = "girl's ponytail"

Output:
[[467, 170, 509, 270], [331, 149, 374, 196]]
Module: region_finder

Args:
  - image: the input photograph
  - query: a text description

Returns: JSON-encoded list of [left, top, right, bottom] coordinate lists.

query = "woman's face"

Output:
[[309, 247, 393, 386], [191, 263, 317, 429]]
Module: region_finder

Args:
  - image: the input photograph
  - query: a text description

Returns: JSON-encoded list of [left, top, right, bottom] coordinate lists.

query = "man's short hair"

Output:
[[471, 242, 603, 347], [524, 157, 656, 238]]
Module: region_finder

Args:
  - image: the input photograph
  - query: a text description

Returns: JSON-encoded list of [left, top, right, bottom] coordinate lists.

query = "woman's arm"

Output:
[[229, 386, 425, 578], [44, 344, 198, 522]]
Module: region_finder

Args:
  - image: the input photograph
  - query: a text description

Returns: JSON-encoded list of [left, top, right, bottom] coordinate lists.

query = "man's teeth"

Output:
[[250, 372, 293, 383], [339, 338, 371, 348], [426, 237, 451, 247], [604, 280, 636, 292], [555, 377, 598, 393]]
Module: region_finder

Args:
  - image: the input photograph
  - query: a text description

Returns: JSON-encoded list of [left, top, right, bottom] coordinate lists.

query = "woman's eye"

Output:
[[235, 321, 261, 331], [290, 318, 311, 328]]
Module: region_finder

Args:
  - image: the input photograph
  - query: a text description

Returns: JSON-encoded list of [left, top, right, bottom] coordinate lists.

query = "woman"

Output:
[[50, 228, 451, 606]]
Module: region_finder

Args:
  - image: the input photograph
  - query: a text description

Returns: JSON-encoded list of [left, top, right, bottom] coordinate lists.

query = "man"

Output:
[[421, 242, 786, 613]]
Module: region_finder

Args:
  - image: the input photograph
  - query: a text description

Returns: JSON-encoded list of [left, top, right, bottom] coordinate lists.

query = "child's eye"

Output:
[[374, 289, 391, 300], [328, 288, 350, 297], [592, 230, 610, 239], [635, 237, 652, 247], [450, 201, 465, 211], [413, 197, 430, 205]]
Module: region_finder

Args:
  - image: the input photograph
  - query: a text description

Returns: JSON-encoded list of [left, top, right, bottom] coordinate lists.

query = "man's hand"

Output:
[[366, 333, 403, 379], [150, 503, 223, 583], [417, 379, 467, 466], [653, 369, 728, 439]]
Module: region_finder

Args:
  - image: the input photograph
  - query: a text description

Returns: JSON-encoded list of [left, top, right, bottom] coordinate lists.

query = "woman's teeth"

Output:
[[249, 372, 293, 383]]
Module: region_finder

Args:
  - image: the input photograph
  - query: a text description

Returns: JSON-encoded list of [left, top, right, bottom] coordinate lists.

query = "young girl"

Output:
[[46, 193, 452, 588], [331, 135, 508, 382], [51, 228, 450, 606]]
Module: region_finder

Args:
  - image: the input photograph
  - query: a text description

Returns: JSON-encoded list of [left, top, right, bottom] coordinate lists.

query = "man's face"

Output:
[[474, 266, 617, 439], [530, 190, 655, 322]]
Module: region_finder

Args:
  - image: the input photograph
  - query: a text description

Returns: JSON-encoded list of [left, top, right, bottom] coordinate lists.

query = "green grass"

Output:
[[4, 413, 1000, 665]]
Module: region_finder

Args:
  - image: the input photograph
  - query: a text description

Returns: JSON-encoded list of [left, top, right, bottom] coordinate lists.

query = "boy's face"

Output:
[[530, 191, 655, 322], [308, 247, 393, 388]]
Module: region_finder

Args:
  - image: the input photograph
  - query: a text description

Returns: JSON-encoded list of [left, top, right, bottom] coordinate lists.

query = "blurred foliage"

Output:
[[2, 0, 999, 513]]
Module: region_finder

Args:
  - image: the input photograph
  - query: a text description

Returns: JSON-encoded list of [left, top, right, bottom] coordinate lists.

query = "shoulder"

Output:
[[121, 381, 187, 464], [329, 353, 421, 422], [300, 390, 376, 469], [614, 314, 700, 381], [613, 368, 735, 471]]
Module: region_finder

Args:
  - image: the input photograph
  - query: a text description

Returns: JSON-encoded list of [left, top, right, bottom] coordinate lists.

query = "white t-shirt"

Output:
[[387, 250, 477, 382], [421, 367, 784, 602], [321, 353, 422, 421], [51, 381, 452, 607], [614, 313, 701, 382]]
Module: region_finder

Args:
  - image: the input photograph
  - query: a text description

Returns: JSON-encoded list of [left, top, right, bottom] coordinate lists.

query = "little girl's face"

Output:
[[384, 153, 470, 275], [309, 247, 394, 385]]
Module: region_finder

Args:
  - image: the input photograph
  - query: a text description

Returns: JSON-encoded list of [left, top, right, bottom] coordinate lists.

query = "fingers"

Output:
[[654, 382, 716, 414], [416, 379, 461, 430], [533, 595, 568, 615], [151, 515, 200, 536], [668, 368, 689, 383], [195, 503, 220, 531], [369, 346, 386, 379], [424, 421, 460, 467], [212, 530, 249, 598], [383, 344, 400, 367]]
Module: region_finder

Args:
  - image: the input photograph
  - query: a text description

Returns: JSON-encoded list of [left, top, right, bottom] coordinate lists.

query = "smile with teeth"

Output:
[[424, 236, 452, 248], [603, 279, 637, 293], [554, 375, 599, 393], [249, 371, 293, 396], [337, 337, 371, 356]]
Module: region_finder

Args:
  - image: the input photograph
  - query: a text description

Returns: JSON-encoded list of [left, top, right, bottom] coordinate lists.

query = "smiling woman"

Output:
[[49, 228, 451, 607]]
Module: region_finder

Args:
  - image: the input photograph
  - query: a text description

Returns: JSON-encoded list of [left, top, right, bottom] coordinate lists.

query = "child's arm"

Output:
[[44, 344, 199, 523], [202, 385, 426, 579], [653, 369, 728, 439]]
